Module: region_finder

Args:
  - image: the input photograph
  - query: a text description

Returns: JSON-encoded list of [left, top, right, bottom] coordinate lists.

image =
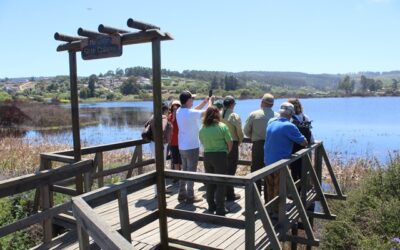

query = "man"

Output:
[[176, 90, 213, 203], [221, 95, 244, 201], [264, 102, 308, 204], [243, 93, 278, 192]]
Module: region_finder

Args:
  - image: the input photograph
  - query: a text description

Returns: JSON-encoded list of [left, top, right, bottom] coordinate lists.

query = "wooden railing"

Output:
[[70, 141, 345, 250], [0, 138, 345, 249], [0, 160, 93, 247]]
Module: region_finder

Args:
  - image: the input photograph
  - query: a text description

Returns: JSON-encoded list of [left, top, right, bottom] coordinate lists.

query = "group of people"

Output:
[[147, 90, 313, 216]]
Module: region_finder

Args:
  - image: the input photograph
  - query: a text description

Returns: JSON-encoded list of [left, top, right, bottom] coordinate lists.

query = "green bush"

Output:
[[321, 157, 400, 249]]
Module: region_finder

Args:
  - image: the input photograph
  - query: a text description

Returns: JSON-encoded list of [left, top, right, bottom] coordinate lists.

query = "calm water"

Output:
[[24, 97, 400, 163]]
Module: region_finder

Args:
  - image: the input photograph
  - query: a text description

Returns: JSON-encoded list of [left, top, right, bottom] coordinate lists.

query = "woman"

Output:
[[222, 96, 244, 201], [199, 106, 232, 216], [287, 98, 314, 181], [168, 100, 182, 178]]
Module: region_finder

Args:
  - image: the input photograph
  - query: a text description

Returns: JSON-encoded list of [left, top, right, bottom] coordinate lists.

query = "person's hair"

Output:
[[222, 96, 235, 119], [203, 106, 221, 126], [287, 98, 303, 115]]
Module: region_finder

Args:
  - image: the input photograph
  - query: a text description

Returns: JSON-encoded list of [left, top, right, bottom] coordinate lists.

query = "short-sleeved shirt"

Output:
[[264, 117, 305, 165], [176, 107, 203, 150], [244, 108, 278, 141], [222, 108, 244, 143], [199, 122, 232, 153]]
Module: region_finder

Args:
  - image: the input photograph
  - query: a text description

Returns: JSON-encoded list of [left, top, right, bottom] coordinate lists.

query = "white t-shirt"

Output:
[[176, 107, 204, 150]]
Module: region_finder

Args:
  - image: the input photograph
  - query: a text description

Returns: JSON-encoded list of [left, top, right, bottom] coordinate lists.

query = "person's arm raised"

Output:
[[194, 97, 210, 110]]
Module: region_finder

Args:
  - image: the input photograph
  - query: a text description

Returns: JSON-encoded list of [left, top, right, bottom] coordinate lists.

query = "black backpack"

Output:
[[141, 119, 153, 142], [292, 115, 312, 144]]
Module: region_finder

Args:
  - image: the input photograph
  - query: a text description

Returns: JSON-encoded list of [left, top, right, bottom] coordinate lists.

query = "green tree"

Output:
[[360, 75, 368, 93], [392, 79, 398, 91], [120, 77, 139, 95], [79, 87, 89, 99], [224, 75, 239, 91], [210, 77, 219, 89], [88, 74, 97, 98], [338, 75, 355, 95], [115, 68, 124, 77]]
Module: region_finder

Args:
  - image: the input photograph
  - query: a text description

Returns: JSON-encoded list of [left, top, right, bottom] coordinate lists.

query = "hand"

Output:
[[210, 95, 215, 102]]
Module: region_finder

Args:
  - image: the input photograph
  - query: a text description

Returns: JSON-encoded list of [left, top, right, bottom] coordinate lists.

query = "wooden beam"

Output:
[[77, 27, 106, 38], [40, 153, 75, 163], [253, 183, 281, 250], [72, 197, 133, 249], [98, 24, 129, 34], [164, 169, 250, 185], [50, 185, 78, 196], [127, 18, 160, 30], [129, 211, 159, 232], [117, 188, 131, 242], [54, 32, 84, 42], [168, 238, 221, 250], [0, 160, 93, 198], [91, 159, 155, 179], [166, 208, 245, 229], [0, 202, 71, 238], [245, 184, 255, 249]]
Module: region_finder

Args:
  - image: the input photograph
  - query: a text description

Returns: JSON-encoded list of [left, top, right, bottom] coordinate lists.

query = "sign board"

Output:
[[81, 34, 122, 60]]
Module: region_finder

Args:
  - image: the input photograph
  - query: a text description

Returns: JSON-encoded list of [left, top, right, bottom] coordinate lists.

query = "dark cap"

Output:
[[223, 95, 236, 107], [213, 99, 224, 109], [162, 101, 169, 112], [179, 90, 196, 105]]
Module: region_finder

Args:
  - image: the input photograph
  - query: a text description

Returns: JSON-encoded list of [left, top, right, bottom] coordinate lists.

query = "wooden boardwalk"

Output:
[[50, 182, 271, 250]]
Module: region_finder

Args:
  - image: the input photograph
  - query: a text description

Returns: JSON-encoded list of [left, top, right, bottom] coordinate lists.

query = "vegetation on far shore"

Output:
[[1, 67, 399, 104]]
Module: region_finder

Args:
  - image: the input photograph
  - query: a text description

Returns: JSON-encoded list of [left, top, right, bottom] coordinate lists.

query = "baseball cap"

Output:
[[213, 99, 224, 109], [261, 93, 274, 105], [223, 95, 236, 107], [170, 100, 181, 107], [179, 90, 196, 105], [279, 102, 295, 115]]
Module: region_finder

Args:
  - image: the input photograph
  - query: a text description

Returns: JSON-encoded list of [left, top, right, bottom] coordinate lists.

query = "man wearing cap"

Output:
[[264, 102, 308, 204], [176, 90, 213, 203], [243, 93, 278, 192]]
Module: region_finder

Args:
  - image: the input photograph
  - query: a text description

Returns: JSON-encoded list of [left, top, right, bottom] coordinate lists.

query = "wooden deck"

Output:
[[49, 182, 271, 250]]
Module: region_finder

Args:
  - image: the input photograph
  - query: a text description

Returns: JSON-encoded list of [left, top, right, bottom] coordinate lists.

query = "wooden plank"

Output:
[[166, 208, 245, 229], [95, 152, 104, 188], [126, 148, 139, 179], [92, 159, 155, 179], [117, 188, 132, 242], [253, 183, 281, 250], [245, 183, 255, 249], [72, 197, 133, 249], [0, 202, 71, 238], [322, 147, 346, 198], [51, 185, 78, 196], [0, 160, 93, 198], [41, 184, 52, 243], [284, 166, 316, 243], [165, 169, 250, 186], [168, 238, 221, 250], [40, 153, 76, 163], [54, 139, 148, 156]]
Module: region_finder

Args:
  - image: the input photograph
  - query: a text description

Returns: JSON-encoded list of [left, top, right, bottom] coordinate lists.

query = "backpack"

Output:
[[141, 119, 153, 142], [292, 115, 312, 144]]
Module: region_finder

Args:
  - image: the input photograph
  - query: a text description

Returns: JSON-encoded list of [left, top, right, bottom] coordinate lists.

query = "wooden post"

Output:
[[77, 223, 90, 249], [245, 184, 255, 250], [41, 184, 52, 243], [117, 188, 132, 242], [152, 38, 169, 248], [69, 51, 83, 194], [137, 145, 144, 175], [314, 144, 323, 182], [96, 152, 104, 188], [278, 168, 287, 234]]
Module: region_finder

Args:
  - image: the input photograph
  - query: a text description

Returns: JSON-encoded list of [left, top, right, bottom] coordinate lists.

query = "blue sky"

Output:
[[0, 0, 399, 78]]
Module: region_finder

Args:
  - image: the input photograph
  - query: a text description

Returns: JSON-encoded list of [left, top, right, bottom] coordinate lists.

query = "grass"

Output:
[[320, 154, 400, 250]]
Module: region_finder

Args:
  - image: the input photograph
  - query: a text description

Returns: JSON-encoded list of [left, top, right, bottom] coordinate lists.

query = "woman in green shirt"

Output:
[[199, 106, 233, 216]]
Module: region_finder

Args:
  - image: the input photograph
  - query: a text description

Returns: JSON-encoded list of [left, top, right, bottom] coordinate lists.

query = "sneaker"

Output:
[[216, 208, 230, 216], [177, 194, 186, 203], [186, 195, 203, 203], [226, 193, 241, 201]]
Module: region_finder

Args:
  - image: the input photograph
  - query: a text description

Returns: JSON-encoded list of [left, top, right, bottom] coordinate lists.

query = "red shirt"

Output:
[[168, 113, 179, 146]]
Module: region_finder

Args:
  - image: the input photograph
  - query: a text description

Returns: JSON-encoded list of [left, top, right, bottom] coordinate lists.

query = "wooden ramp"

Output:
[[52, 182, 271, 250]]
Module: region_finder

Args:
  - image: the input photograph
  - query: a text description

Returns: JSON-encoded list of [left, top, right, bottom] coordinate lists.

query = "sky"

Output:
[[0, 0, 399, 78]]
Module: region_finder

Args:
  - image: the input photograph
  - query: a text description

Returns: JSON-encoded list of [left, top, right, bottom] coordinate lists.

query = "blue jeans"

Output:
[[179, 148, 199, 199]]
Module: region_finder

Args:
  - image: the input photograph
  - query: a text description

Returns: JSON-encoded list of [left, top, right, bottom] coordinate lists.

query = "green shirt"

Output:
[[199, 122, 232, 153], [222, 108, 244, 143], [243, 107, 278, 141]]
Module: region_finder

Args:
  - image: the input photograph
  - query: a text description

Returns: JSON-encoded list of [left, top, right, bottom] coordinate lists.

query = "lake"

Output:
[[24, 97, 400, 163]]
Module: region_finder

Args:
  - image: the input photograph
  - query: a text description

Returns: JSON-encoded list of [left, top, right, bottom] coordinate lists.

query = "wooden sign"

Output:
[[81, 34, 122, 60]]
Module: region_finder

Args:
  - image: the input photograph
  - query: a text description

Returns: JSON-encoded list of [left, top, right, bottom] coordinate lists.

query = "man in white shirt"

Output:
[[176, 90, 213, 203]]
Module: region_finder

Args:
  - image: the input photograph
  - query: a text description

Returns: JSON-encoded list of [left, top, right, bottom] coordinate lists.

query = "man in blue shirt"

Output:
[[264, 102, 308, 204]]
